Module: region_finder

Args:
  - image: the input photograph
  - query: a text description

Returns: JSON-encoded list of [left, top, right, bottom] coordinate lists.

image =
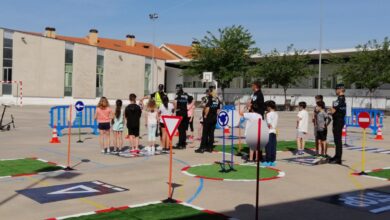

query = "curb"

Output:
[[181, 163, 285, 182], [351, 167, 390, 181], [46, 199, 237, 220]]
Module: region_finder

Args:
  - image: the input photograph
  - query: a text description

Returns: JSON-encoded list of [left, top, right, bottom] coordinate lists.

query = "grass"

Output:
[[66, 203, 227, 220], [368, 169, 390, 180], [214, 140, 331, 154], [187, 164, 279, 180], [0, 158, 63, 177]]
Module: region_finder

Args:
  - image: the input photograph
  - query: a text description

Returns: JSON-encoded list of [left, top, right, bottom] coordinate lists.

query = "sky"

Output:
[[0, 0, 389, 52]]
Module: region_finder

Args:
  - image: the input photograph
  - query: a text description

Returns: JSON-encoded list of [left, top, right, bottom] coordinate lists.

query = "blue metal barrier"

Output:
[[49, 105, 98, 136], [345, 108, 384, 134]]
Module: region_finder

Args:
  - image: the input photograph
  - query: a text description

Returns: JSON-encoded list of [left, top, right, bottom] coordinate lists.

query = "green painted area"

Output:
[[187, 164, 279, 180], [214, 140, 330, 154], [368, 169, 390, 180], [0, 158, 63, 177], [66, 203, 226, 220]]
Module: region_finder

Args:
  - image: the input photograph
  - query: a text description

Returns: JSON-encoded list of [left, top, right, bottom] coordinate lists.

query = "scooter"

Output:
[[0, 104, 15, 131]]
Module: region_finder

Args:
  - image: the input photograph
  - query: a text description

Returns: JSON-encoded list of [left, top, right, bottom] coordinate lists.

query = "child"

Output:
[[264, 101, 278, 167], [239, 106, 262, 163], [312, 95, 323, 155], [94, 97, 113, 154], [316, 101, 332, 157], [158, 96, 174, 153], [112, 99, 124, 154], [296, 101, 309, 155], [187, 96, 196, 142], [145, 100, 158, 154], [124, 93, 142, 153]]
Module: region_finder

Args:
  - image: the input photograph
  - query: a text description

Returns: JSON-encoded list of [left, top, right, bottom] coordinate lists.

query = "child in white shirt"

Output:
[[264, 101, 278, 167], [296, 102, 309, 155], [239, 108, 262, 162]]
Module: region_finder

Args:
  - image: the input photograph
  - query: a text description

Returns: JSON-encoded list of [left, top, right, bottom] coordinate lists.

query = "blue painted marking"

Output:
[[17, 181, 128, 204], [186, 178, 204, 204]]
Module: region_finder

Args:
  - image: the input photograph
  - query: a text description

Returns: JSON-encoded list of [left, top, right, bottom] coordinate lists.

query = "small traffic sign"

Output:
[[217, 111, 229, 127], [75, 101, 85, 112], [161, 116, 183, 140], [358, 112, 371, 129]]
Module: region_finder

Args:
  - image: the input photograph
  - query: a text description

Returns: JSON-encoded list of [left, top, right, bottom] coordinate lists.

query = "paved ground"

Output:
[[0, 106, 389, 220]]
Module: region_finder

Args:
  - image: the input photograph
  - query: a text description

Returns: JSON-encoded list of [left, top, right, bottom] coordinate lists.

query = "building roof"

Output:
[[160, 43, 192, 59], [7, 27, 173, 60]]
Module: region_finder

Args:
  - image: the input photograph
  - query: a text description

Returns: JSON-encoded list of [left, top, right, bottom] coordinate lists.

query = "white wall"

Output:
[[165, 66, 183, 92], [73, 44, 97, 99]]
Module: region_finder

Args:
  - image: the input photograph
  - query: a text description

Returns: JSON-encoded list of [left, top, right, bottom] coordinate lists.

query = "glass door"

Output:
[[2, 68, 12, 95]]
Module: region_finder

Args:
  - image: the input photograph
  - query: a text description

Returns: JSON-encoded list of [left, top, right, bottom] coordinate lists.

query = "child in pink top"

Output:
[[94, 97, 113, 154], [187, 96, 196, 141]]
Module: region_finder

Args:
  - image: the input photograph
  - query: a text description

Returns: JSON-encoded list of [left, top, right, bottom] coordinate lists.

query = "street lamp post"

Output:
[[149, 13, 158, 94], [317, 0, 323, 94]]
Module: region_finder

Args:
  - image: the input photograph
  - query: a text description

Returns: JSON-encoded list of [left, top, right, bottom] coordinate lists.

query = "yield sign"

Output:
[[48, 185, 99, 195], [162, 115, 182, 140]]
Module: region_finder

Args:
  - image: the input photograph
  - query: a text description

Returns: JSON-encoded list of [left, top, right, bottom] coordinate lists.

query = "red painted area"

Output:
[[181, 166, 190, 171], [95, 207, 117, 214]]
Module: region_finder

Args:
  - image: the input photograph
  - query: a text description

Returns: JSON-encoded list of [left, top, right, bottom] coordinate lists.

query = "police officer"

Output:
[[329, 84, 346, 165], [195, 87, 221, 153], [174, 84, 191, 149], [249, 81, 265, 118]]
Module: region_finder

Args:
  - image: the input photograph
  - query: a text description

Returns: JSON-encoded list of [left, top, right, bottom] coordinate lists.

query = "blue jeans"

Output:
[[265, 133, 277, 162], [148, 124, 157, 142]]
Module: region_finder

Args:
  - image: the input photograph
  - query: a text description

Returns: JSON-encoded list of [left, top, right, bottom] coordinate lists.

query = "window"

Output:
[[144, 58, 151, 96], [64, 43, 73, 96], [2, 31, 13, 95], [96, 49, 104, 97]]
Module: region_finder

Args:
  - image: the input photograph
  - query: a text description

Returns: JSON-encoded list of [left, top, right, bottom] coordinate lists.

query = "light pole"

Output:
[[317, 0, 323, 94], [149, 13, 158, 94]]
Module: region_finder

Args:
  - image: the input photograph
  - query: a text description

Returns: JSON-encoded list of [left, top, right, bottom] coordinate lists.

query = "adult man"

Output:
[[249, 81, 265, 118], [142, 84, 166, 108], [174, 84, 191, 149], [329, 84, 346, 165], [195, 87, 221, 153]]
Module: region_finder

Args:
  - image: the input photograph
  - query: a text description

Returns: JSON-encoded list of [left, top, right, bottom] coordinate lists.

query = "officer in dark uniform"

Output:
[[174, 84, 191, 149], [249, 81, 265, 118], [195, 87, 221, 153], [329, 84, 347, 164]]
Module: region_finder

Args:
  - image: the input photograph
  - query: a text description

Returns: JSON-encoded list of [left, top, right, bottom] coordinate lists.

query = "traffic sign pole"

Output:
[[357, 112, 370, 175], [255, 118, 262, 220], [75, 101, 85, 144], [217, 110, 229, 172], [77, 114, 83, 143], [360, 128, 367, 175], [65, 105, 73, 171]]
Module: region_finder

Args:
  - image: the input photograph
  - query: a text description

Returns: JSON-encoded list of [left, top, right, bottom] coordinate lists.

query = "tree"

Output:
[[184, 25, 259, 100], [250, 45, 313, 107], [336, 37, 390, 108]]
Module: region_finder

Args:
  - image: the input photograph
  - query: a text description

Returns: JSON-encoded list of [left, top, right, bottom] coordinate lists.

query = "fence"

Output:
[[49, 105, 98, 136], [345, 108, 384, 134]]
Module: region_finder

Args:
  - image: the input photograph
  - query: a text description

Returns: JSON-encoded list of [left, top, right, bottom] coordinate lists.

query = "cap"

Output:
[[335, 83, 345, 90]]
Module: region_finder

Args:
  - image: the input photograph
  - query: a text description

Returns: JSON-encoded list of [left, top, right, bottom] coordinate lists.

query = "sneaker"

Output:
[[195, 148, 205, 153], [101, 149, 105, 154], [269, 162, 276, 167], [156, 146, 163, 151], [261, 162, 269, 167]]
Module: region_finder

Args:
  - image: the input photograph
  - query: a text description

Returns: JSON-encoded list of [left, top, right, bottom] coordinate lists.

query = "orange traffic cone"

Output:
[[50, 125, 61, 144], [224, 127, 230, 134], [374, 126, 384, 140], [342, 125, 347, 137]]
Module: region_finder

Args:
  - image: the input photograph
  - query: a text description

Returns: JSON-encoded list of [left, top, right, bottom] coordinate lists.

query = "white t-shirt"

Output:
[[243, 113, 262, 136], [147, 111, 158, 125], [297, 109, 309, 133], [266, 111, 278, 134], [159, 103, 174, 123]]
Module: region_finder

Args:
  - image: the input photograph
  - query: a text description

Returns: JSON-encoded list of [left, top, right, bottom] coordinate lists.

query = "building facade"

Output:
[[0, 27, 172, 105]]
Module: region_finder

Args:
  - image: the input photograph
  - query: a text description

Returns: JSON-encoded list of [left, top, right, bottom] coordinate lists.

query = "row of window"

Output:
[[2, 31, 13, 95]]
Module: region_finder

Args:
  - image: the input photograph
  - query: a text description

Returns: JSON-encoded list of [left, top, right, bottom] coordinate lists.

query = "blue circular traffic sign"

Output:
[[218, 111, 229, 127], [75, 101, 85, 112]]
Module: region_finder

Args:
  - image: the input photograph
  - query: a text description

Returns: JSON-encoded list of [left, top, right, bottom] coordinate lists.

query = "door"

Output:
[[2, 68, 12, 95]]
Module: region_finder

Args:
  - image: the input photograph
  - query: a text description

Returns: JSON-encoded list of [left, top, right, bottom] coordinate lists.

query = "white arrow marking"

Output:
[[47, 185, 99, 195]]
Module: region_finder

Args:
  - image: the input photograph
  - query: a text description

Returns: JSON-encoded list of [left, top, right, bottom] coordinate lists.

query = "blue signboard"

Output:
[[217, 111, 229, 127], [17, 181, 128, 203], [75, 101, 85, 112]]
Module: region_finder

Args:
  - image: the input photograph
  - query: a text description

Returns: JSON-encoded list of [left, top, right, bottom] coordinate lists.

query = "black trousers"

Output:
[[200, 118, 216, 150], [176, 111, 188, 147], [333, 121, 344, 160], [265, 133, 277, 162]]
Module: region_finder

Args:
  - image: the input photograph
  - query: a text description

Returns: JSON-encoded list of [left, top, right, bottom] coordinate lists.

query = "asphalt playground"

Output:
[[0, 106, 389, 220]]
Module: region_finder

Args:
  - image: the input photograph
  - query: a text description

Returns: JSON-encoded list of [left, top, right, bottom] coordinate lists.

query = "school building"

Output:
[[0, 27, 174, 105]]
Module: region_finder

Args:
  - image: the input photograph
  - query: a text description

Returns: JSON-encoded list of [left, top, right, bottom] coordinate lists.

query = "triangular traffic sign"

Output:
[[161, 116, 183, 140], [47, 185, 100, 195]]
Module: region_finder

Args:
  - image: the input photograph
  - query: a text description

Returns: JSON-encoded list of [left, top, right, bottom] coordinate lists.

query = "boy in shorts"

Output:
[[316, 101, 332, 158], [296, 102, 309, 155], [125, 93, 142, 153]]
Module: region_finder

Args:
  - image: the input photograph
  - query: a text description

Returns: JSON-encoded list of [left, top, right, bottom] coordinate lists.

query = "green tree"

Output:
[[336, 37, 390, 108], [184, 25, 259, 100], [250, 45, 313, 107]]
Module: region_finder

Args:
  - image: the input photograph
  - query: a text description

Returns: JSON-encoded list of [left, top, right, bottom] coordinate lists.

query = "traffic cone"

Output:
[[50, 125, 61, 144], [224, 127, 230, 134], [374, 126, 384, 140], [342, 125, 347, 137]]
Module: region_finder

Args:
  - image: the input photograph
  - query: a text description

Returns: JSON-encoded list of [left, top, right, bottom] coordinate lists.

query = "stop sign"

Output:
[[358, 112, 371, 129]]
